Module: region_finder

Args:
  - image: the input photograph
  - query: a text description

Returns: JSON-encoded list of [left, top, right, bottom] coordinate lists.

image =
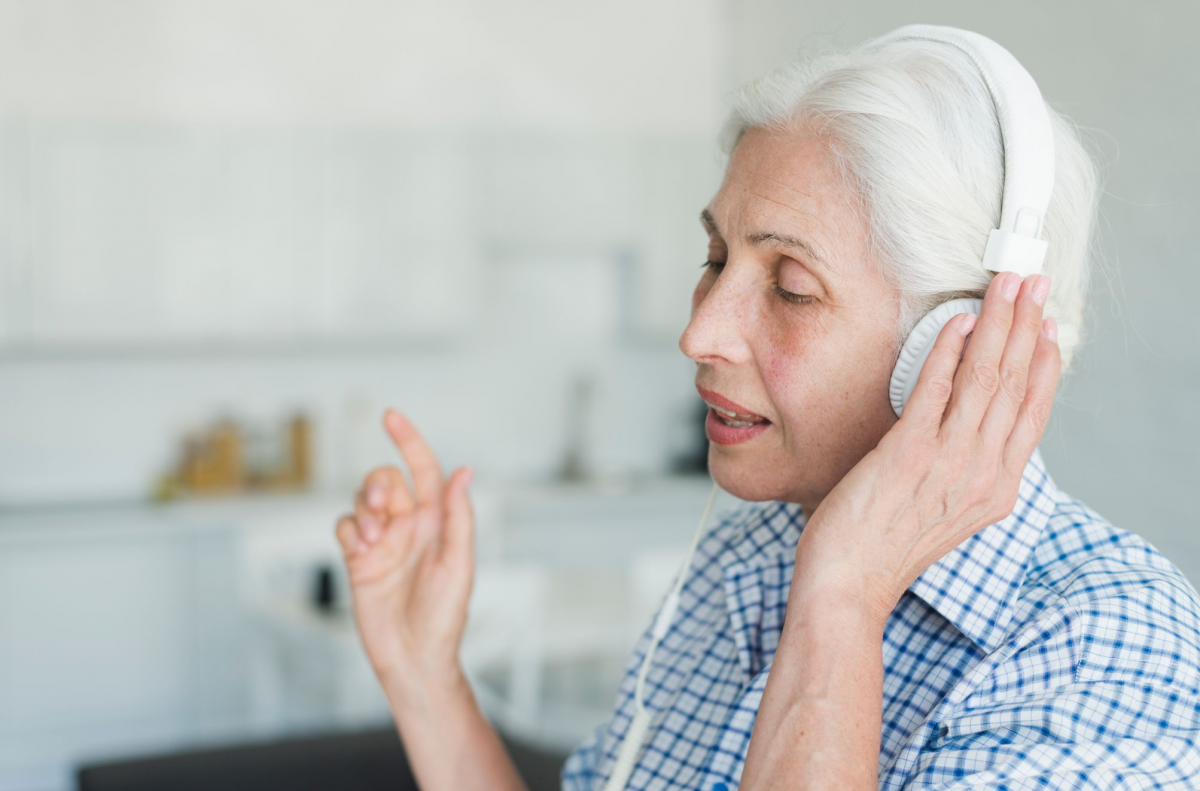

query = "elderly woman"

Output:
[[335, 25, 1200, 790]]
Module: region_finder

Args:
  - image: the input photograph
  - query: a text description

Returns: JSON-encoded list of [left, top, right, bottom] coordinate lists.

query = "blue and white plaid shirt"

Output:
[[561, 447, 1200, 789]]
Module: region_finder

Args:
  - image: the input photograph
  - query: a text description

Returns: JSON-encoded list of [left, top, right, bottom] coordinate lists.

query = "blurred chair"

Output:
[[76, 724, 568, 791]]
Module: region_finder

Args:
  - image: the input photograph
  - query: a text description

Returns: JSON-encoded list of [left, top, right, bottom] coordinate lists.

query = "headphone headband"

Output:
[[870, 24, 1056, 277]]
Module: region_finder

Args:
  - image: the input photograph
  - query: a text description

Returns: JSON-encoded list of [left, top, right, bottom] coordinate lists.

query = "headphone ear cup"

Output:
[[889, 297, 983, 418]]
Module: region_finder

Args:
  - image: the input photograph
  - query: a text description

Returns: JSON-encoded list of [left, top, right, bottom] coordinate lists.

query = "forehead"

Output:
[[708, 127, 866, 266]]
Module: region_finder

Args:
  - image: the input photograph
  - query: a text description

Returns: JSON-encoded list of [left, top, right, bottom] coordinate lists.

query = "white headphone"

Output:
[[886, 24, 1055, 417], [601, 24, 1056, 791]]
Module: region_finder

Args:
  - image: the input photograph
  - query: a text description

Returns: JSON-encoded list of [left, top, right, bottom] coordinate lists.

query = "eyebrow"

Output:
[[700, 208, 833, 273]]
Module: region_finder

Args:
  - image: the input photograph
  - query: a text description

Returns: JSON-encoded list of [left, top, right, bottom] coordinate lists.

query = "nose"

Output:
[[678, 268, 753, 365]]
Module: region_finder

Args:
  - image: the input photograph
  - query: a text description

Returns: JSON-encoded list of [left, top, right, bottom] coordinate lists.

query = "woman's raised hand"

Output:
[[335, 408, 476, 699]]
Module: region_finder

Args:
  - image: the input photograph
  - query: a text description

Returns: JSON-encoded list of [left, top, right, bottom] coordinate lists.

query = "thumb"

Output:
[[440, 466, 476, 567]]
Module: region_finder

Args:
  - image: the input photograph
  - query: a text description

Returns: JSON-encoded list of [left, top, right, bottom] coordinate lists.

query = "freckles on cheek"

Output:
[[763, 352, 792, 390], [761, 320, 841, 412], [762, 337, 808, 403]]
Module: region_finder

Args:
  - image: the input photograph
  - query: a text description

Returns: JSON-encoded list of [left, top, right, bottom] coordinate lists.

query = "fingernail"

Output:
[[361, 515, 380, 542], [959, 313, 977, 336], [1033, 275, 1050, 306], [1001, 272, 1019, 302], [1043, 316, 1058, 342], [367, 486, 385, 508]]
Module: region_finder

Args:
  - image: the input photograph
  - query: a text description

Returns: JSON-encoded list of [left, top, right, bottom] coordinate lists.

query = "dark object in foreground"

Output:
[[77, 724, 569, 791]]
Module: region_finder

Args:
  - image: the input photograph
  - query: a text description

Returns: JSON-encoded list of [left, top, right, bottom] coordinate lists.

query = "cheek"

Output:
[[760, 315, 826, 400], [760, 310, 865, 418]]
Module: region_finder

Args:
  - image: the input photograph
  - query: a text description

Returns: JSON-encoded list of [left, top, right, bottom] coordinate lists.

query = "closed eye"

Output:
[[701, 260, 815, 306]]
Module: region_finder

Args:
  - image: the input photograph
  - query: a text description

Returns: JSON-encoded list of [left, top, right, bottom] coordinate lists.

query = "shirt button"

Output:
[[712, 784, 729, 791]]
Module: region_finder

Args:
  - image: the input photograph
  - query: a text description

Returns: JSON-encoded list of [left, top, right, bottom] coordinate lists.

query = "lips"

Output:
[[695, 385, 770, 422]]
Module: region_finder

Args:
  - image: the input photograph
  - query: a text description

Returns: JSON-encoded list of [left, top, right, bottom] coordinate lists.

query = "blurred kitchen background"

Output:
[[0, 1, 1197, 789]]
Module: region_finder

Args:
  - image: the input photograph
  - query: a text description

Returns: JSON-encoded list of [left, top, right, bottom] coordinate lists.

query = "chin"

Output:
[[707, 450, 796, 503]]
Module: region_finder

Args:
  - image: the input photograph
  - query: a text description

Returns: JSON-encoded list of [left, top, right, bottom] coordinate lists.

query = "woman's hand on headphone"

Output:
[[334, 408, 476, 702], [792, 270, 1060, 624]]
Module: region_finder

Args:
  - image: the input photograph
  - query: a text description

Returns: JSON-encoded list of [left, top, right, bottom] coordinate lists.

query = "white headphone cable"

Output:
[[601, 479, 723, 791]]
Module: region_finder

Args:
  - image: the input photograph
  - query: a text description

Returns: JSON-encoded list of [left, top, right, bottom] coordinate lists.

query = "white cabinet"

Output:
[[314, 130, 480, 338], [28, 124, 231, 344], [12, 121, 484, 350], [0, 118, 33, 347], [3, 119, 722, 352], [0, 511, 243, 791], [474, 130, 725, 345], [628, 134, 726, 342], [221, 132, 325, 339], [481, 133, 639, 251], [0, 477, 735, 788]]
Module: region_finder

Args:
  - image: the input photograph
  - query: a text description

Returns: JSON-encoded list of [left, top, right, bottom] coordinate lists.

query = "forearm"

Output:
[[740, 590, 885, 790], [383, 667, 528, 791]]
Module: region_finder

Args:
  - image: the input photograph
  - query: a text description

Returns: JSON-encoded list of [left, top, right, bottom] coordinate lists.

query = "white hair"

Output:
[[716, 33, 1103, 376]]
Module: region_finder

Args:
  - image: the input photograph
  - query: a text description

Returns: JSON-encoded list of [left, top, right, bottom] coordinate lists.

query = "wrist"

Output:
[[793, 534, 902, 628], [789, 576, 892, 638], [380, 658, 472, 718]]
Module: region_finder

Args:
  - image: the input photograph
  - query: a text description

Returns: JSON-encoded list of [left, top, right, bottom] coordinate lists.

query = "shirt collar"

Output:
[[719, 446, 1057, 661], [906, 445, 1057, 654]]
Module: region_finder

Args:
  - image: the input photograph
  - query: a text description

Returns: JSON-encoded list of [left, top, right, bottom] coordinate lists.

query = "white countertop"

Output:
[[0, 471, 722, 544]]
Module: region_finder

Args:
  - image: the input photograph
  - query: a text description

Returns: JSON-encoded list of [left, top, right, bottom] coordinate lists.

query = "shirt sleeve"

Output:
[[901, 580, 1200, 789]]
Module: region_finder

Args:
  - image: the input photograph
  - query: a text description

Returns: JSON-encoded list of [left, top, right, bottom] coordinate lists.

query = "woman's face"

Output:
[[679, 126, 902, 514]]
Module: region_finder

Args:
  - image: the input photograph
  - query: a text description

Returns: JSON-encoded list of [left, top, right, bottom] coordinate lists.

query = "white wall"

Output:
[[723, 0, 1200, 578], [0, 0, 724, 133]]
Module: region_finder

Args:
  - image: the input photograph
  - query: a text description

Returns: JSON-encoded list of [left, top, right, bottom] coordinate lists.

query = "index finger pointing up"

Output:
[[383, 408, 445, 508]]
